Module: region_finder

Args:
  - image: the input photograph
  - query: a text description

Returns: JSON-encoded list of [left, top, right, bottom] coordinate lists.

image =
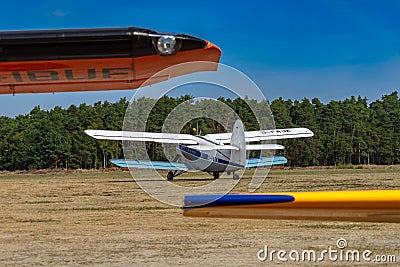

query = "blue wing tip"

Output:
[[184, 194, 295, 208]]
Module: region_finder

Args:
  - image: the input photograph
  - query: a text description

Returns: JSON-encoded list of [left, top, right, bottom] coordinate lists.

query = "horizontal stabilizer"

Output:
[[246, 156, 287, 168], [85, 130, 198, 144], [110, 159, 188, 171], [245, 144, 284, 150]]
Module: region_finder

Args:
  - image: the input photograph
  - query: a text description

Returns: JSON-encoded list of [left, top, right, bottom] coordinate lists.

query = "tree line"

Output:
[[0, 91, 398, 170]]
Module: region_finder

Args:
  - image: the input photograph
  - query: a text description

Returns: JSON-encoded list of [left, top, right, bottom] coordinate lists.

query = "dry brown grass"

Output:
[[0, 167, 399, 266]]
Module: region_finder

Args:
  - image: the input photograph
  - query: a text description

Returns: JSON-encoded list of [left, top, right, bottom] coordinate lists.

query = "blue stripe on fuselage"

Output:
[[178, 144, 244, 168]]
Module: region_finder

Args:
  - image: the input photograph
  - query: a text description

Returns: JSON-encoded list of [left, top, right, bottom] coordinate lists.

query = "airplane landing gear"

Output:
[[167, 170, 186, 181], [213, 172, 220, 180], [233, 172, 239, 180], [167, 171, 174, 181]]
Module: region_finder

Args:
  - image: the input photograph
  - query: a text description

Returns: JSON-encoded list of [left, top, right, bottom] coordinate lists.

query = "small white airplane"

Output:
[[85, 120, 314, 180]]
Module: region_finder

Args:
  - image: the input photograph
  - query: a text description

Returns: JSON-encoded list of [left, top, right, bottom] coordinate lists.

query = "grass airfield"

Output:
[[0, 167, 399, 266]]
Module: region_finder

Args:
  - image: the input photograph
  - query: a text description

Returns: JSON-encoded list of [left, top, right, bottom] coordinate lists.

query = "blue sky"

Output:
[[1, 0, 400, 116]]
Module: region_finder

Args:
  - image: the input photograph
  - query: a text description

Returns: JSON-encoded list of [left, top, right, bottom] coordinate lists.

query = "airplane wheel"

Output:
[[233, 173, 240, 180], [167, 171, 174, 181], [213, 172, 220, 180]]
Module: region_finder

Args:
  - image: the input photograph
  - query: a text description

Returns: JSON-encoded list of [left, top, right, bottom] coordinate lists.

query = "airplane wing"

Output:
[[84, 130, 198, 144], [186, 142, 285, 151], [205, 128, 314, 144], [110, 158, 188, 171], [246, 156, 287, 168], [244, 128, 314, 142], [0, 26, 221, 95], [183, 190, 400, 223]]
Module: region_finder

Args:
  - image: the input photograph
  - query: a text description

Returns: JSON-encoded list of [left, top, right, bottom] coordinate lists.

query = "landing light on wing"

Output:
[[155, 36, 178, 55]]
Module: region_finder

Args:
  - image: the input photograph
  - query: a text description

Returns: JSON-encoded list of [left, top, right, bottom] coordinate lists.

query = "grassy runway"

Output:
[[0, 167, 399, 266]]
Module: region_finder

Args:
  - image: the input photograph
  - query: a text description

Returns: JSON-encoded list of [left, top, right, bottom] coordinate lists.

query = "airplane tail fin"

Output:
[[229, 120, 246, 167]]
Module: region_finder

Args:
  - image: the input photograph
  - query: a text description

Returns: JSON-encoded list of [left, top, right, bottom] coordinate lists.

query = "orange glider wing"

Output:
[[0, 27, 221, 94], [184, 190, 400, 223]]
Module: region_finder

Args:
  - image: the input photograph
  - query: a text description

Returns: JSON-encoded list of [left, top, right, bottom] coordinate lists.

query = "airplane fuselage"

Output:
[[177, 143, 244, 173]]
